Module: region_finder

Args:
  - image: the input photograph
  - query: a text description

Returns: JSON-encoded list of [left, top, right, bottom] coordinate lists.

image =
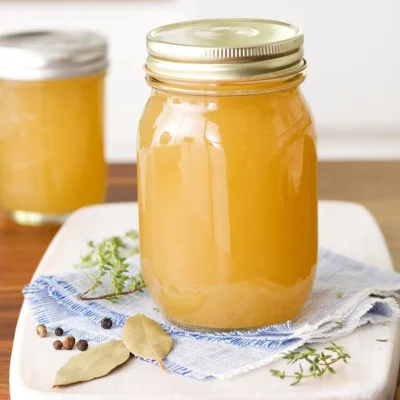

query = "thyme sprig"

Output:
[[76, 230, 145, 301], [270, 342, 350, 385]]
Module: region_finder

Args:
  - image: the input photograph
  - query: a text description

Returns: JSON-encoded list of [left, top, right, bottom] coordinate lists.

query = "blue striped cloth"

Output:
[[23, 248, 400, 379]]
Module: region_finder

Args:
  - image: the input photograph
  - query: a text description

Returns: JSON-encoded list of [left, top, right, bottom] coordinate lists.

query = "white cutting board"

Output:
[[10, 201, 400, 400]]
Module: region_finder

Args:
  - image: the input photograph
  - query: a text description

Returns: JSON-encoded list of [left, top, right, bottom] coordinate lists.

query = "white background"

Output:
[[0, 0, 399, 161]]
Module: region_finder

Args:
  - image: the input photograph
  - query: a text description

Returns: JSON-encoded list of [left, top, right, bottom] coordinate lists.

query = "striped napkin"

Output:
[[23, 248, 400, 379]]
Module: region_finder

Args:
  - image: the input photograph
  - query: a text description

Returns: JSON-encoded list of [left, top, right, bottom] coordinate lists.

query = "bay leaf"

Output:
[[53, 340, 130, 387], [122, 313, 173, 370]]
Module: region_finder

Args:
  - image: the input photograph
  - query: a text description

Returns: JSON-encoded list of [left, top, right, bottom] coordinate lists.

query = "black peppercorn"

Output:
[[63, 335, 76, 350], [55, 327, 64, 336], [36, 324, 47, 338], [76, 339, 89, 351], [101, 318, 113, 329], [53, 340, 63, 350]]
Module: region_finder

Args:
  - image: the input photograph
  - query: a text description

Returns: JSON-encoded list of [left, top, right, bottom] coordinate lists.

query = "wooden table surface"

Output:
[[1, 162, 400, 400]]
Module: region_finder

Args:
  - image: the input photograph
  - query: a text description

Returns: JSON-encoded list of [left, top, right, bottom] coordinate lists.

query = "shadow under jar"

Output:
[[0, 31, 108, 225], [138, 19, 318, 331]]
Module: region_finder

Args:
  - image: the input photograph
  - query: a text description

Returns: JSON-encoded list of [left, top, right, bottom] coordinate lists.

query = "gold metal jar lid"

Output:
[[146, 19, 306, 82], [0, 30, 108, 81]]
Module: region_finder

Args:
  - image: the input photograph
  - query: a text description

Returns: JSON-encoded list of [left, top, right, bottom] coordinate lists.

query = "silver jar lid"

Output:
[[0, 30, 108, 81], [146, 19, 305, 82]]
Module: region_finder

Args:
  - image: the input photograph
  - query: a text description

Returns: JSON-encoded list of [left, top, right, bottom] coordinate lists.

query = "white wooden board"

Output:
[[9, 201, 400, 400]]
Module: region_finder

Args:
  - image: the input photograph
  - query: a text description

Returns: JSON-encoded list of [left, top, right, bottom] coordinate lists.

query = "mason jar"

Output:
[[138, 19, 318, 331], [0, 31, 108, 225]]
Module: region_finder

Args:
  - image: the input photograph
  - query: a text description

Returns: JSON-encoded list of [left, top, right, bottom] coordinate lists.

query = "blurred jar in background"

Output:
[[0, 31, 108, 225]]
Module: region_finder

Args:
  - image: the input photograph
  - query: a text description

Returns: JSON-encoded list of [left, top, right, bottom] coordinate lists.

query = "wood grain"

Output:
[[0, 162, 399, 399], [319, 162, 400, 271]]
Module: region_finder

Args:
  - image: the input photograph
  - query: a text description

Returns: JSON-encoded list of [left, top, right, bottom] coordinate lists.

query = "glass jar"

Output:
[[0, 31, 108, 225], [138, 19, 318, 331]]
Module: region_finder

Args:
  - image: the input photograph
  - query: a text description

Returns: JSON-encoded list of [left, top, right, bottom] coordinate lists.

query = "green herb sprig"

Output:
[[76, 230, 145, 302], [270, 342, 350, 385]]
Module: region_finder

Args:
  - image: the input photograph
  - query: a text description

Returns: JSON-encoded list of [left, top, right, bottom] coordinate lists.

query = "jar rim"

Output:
[[145, 70, 307, 97]]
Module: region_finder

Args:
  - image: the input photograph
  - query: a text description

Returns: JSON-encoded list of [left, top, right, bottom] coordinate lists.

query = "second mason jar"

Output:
[[138, 19, 318, 331], [0, 31, 107, 225]]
